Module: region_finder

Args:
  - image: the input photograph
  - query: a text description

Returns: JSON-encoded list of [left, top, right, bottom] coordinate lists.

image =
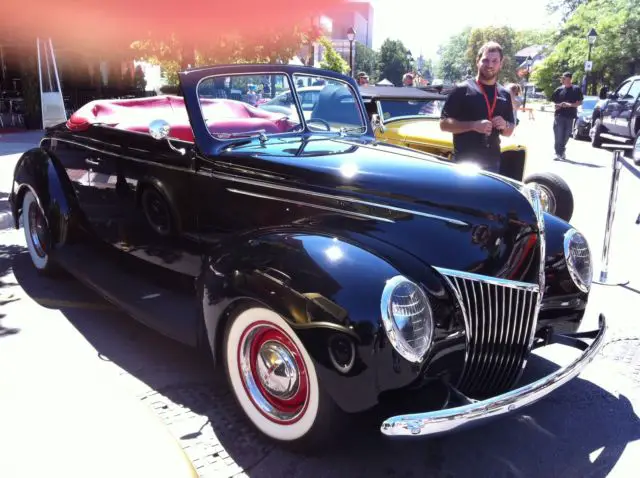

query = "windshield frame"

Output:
[[194, 70, 369, 146], [376, 98, 444, 123]]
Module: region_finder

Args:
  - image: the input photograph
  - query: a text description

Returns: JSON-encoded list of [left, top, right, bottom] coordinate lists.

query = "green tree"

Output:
[[131, 26, 320, 86], [354, 42, 378, 80], [435, 28, 473, 82], [466, 26, 519, 83], [376, 38, 411, 86], [546, 0, 589, 20], [318, 36, 349, 74], [532, 0, 640, 96]]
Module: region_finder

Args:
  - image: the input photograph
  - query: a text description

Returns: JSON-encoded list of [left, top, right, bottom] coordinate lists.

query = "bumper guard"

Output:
[[381, 313, 607, 437]]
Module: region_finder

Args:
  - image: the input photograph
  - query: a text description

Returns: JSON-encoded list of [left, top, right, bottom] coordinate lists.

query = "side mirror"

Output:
[[371, 114, 385, 133], [148, 119, 186, 155], [608, 92, 617, 100], [149, 119, 171, 140]]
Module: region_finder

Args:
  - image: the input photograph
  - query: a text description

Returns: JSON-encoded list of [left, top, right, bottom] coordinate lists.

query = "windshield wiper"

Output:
[[219, 130, 270, 149]]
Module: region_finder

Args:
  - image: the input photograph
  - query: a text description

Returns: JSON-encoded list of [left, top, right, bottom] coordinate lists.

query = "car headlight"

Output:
[[563, 229, 593, 293], [380, 276, 434, 363], [584, 116, 592, 122]]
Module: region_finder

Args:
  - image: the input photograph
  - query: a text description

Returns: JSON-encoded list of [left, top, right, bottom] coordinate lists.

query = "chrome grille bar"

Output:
[[438, 268, 540, 397]]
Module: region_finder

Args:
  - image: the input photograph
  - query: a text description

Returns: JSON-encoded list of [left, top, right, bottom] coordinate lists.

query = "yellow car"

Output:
[[360, 85, 574, 221]]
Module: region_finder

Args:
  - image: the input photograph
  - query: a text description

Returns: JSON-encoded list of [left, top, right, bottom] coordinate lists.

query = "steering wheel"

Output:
[[306, 118, 331, 131]]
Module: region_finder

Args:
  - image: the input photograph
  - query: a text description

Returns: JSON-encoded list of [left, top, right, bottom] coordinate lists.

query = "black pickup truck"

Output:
[[591, 75, 640, 163]]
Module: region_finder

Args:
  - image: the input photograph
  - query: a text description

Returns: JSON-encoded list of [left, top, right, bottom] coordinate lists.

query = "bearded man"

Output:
[[439, 41, 515, 173]]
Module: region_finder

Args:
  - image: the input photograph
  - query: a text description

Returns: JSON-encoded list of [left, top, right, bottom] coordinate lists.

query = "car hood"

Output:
[[382, 118, 525, 151], [219, 135, 541, 279]]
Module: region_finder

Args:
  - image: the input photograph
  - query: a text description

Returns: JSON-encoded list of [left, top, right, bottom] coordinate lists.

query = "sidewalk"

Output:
[[0, 131, 45, 230], [0, 131, 199, 477]]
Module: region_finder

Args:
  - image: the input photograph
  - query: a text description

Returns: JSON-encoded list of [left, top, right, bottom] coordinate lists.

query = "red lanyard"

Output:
[[476, 80, 498, 120]]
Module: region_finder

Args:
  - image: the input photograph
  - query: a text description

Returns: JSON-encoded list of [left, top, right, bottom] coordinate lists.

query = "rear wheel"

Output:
[[591, 119, 603, 148], [21, 190, 56, 274], [524, 172, 574, 222], [223, 305, 342, 449]]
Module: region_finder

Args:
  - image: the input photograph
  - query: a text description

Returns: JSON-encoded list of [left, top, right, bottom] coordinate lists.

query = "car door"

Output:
[[615, 79, 640, 137], [51, 130, 124, 241], [98, 127, 203, 280], [602, 80, 631, 135]]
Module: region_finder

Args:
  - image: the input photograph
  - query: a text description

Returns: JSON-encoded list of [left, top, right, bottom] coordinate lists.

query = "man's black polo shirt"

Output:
[[551, 85, 583, 119], [440, 79, 514, 169]]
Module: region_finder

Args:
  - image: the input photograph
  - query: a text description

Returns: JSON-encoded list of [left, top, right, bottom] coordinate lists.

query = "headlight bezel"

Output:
[[380, 275, 434, 364], [563, 228, 593, 293]]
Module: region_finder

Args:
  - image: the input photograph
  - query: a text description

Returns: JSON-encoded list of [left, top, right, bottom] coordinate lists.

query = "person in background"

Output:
[[357, 72, 370, 86], [551, 71, 583, 160], [402, 73, 414, 86], [439, 41, 515, 173], [505, 83, 523, 126]]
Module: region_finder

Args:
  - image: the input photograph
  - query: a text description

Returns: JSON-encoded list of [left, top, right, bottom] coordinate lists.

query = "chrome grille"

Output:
[[438, 268, 540, 397]]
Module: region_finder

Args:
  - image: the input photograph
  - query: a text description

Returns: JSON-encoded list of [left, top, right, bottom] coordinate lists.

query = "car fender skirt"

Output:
[[200, 231, 418, 413], [380, 313, 607, 437]]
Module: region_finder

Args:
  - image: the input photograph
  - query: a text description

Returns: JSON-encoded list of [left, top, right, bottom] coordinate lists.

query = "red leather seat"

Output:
[[67, 95, 293, 143]]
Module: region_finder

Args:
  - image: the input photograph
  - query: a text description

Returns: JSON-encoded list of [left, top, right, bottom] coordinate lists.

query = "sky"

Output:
[[367, 0, 563, 61]]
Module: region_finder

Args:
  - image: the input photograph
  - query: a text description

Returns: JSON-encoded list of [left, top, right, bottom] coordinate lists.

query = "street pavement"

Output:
[[1, 114, 640, 477]]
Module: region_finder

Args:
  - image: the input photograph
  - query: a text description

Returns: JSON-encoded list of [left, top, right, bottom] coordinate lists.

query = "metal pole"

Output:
[[593, 149, 629, 286], [349, 40, 353, 77], [522, 67, 530, 109], [587, 44, 593, 95]]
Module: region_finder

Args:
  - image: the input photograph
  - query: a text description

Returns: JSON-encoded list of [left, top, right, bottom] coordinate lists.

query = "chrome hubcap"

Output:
[[530, 183, 556, 214], [256, 341, 300, 399], [28, 202, 47, 258], [238, 322, 308, 423]]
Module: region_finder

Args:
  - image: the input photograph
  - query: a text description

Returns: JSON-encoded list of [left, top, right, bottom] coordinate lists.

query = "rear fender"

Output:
[[10, 147, 74, 245], [199, 230, 450, 413]]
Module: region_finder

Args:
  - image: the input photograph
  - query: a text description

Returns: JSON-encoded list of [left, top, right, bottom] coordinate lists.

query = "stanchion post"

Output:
[[593, 149, 629, 286]]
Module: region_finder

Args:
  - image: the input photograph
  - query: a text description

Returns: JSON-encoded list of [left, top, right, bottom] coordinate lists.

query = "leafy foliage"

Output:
[[318, 36, 349, 74], [354, 42, 378, 80], [532, 0, 640, 96], [376, 39, 411, 86], [131, 26, 321, 86], [435, 28, 473, 83]]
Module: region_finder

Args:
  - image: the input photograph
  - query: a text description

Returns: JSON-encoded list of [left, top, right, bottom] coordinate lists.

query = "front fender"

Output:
[[538, 212, 590, 333], [10, 147, 74, 245], [199, 230, 460, 413]]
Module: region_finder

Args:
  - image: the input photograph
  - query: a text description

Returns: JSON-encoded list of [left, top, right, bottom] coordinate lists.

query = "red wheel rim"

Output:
[[237, 321, 310, 424]]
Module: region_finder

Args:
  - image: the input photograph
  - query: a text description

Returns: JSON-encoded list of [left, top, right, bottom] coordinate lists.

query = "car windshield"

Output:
[[582, 98, 598, 110], [196, 72, 365, 141], [378, 99, 444, 120]]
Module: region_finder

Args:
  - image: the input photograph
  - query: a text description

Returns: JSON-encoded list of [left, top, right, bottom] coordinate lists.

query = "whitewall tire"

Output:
[[21, 190, 52, 272], [223, 306, 335, 445]]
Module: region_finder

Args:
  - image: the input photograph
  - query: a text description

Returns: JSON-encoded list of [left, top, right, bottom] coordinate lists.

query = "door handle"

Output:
[[85, 157, 101, 166]]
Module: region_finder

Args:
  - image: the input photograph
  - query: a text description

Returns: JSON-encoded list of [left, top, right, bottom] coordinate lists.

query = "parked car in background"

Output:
[[591, 75, 640, 163], [572, 95, 599, 140], [9, 65, 605, 449], [360, 85, 575, 221]]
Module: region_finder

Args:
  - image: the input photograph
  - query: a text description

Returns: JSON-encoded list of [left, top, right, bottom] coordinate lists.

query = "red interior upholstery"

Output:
[[66, 95, 293, 142]]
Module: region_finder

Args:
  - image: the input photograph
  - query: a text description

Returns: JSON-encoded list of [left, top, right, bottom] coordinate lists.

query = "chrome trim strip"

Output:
[[434, 267, 539, 292], [227, 188, 395, 223], [214, 172, 469, 227], [380, 314, 607, 437], [48, 137, 467, 228]]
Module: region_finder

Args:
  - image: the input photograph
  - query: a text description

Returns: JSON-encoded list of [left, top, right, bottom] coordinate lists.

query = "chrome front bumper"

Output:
[[381, 313, 607, 437]]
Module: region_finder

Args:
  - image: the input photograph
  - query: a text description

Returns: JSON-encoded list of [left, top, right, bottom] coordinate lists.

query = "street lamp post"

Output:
[[347, 27, 356, 77], [522, 56, 533, 110], [586, 27, 598, 95]]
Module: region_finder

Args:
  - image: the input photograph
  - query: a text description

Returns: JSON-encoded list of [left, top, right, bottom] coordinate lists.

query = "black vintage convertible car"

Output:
[[9, 65, 605, 448]]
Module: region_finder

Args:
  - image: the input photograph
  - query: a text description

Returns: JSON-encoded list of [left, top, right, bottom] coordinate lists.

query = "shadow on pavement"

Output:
[[0, 243, 26, 336], [8, 249, 640, 477], [559, 158, 604, 168]]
